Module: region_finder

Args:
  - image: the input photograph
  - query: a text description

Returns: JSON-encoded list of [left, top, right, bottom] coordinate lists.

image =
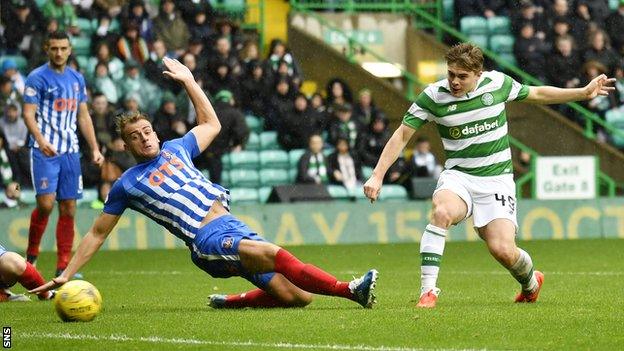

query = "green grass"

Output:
[[3, 239, 624, 350]]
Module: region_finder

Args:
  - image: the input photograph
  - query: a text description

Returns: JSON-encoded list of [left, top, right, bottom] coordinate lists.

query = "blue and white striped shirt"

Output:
[[23, 63, 87, 154], [103, 132, 231, 246]]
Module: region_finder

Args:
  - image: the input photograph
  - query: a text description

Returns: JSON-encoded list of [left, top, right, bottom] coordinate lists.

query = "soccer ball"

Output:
[[54, 280, 102, 322]]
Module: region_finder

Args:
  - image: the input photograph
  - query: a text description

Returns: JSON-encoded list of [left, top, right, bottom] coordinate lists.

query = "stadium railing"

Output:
[[289, 4, 620, 198]]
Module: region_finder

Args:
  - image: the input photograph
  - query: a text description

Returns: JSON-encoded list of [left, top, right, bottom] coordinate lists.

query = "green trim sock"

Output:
[[510, 248, 538, 293], [420, 224, 447, 293]]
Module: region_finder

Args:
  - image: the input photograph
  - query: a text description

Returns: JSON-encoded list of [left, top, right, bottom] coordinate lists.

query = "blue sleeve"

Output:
[[103, 179, 128, 215], [23, 73, 42, 105], [78, 74, 88, 103]]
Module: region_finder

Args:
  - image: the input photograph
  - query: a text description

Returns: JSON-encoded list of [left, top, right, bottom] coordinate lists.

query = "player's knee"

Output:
[[37, 202, 54, 216], [489, 242, 517, 267], [0, 252, 26, 278], [59, 201, 77, 217], [430, 206, 453, 227], [280, 290, 312, 307]]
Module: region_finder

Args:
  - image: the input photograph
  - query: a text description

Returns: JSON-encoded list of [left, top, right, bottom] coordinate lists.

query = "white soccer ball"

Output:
[[54, 280, 102, 322]]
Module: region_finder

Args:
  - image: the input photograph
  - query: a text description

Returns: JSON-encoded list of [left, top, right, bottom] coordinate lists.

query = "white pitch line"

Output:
[[86, 270, 185, 275], [20, 332, 486, 351], [339, 270, 624, 276]]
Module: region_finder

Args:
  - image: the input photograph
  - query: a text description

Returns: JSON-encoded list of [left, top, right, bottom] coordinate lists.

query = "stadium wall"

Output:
[[1, 199, 623, 252]]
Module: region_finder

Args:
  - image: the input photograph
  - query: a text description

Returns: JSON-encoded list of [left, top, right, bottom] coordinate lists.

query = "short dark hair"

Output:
[[92, 92, 106, 100], [46, 31, 70, 43]]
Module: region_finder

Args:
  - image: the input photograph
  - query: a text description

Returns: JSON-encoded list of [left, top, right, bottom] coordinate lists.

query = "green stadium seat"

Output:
[[497, 53, 517, 66], [20, 189, 37, 205], [289, 168, 298, 182], [221, 153, 231, 171], [71, 36, 92, 56], [605, 107, 624, 147], [260, 131, 279, 150], [467, 35, 488, 50], [460, 16, 488, 35], [259, 150, 289, 169], [258, 186, 272, 203], [229, 151, 259, 170], [230, 187, 259, 204], [77, 17, 94, 35], [259, 169, 289, 187], [229, 169, 260, 188], [220, 170, 230, 186], [489, 34, 515, 54], [245, 115, 263, 133], [0, 55, 28, 73], [609, 0, 619, 10], [289, 149, 306, 168], [442, 0, 454, 24], [327, 185, 350, 201], [246, 132, 260, 151], [487, 16, 511, 35], [378, 185, 408, 202], [36, 0, 46, 7], [362, 166, 374, 179]]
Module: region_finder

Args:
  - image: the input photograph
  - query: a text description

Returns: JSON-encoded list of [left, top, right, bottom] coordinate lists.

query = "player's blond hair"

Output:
[[115, 111, 151, 141], [445, 43, 484, 73]]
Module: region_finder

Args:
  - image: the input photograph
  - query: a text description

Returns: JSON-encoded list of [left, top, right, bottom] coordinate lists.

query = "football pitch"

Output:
[[3, 239, 623, 350]]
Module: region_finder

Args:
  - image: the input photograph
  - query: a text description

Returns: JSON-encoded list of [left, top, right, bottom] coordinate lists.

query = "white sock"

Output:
[[420, 224, 447, 294], [509, 248, 538, 293]]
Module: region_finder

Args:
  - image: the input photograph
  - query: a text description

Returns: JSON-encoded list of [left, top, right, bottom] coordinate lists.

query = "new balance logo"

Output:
[[447, 104, 457, 112]]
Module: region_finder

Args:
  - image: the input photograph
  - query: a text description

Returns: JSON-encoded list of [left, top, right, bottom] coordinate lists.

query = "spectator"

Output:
[[187, 9, 214, 42], [405, 137, 440, 178], [122, 0, 153, 41], [239, 40, 261, 73], [153, 0, 190, 56], [199, 90, 248, 183], [206, 60, 240, 101], [1, 60, 26, 96], [143, 39, 179, 93], [116, 22, 149, 65], [209, 36, 242, 77], [614, 62, 624, 105], [90, 92, 116, 147], [513, 23, 549, 82], [577, 0, 610, 25], [101, 136, 136, 182], [91, 16, 120, 52], [359, 113, 391, 168], [0, 103, 30, 188], [569, 1, 592, 50], [582, 60, 612, 140], [325, 78, 353, 109], [278, 93, 320, 151], [353, 88, 379, 126], [0, 136, 13, 188], [482, 0, 513, 18], [328, 103, 364, 150], [240, 60, 269, 117], [266, 76, 295, 131], [310, 92, 330, 131], [176, 0, 214, 26], [118, 59, 161, 114], [297, 134, 328, 185], [121, 92, 141, 114], [94, 0, 125, 18], [327, 137, 364, 192], [41, 0, 79, 34], [547, 35, 582, 89], [0, 182, 25, 209], [265, 39, 302, 86], [3, 0, 42, 56], [152, 93, 183, 142], [180, 52, 203, 81], [214, 18, 244, 53], [550, 17, 572, 43], [93, 62, 119, 105], [583, 29, 620, 74], [606, 2, 624, 55], [0, 77, 23, 115], [511, 1, 548, 39], [87, 42, 125, 81]]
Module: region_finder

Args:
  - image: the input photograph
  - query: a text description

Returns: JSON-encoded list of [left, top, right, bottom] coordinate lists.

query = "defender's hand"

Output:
[[584, 74, 616, 99], [92, 150, 104, 167], [363, 175, 383, 203], [162, 57, 194, 84], [29, 276, 68, 294]]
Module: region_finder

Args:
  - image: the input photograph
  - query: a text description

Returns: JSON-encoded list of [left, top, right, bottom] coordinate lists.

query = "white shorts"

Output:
[[433, 169, 518, 230]]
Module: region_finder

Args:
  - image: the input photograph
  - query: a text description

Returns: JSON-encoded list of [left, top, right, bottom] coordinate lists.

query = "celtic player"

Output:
[[364, 43, 615, 308]]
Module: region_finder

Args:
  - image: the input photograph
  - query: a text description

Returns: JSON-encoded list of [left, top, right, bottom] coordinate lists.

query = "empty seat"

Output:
[[259, 169, 289, 187], [221, 153, 231, 171], [442, 0, 454, 24], [260, 131, 279, 150], [246, 132, 260, 151], [605, 107, 624, 147], [76, 17, 94, 35], [260, 150, 289, 169], [489, 34, 515, 54], [71, 36, 92, 56], [229, 151, 259, 170], [289, 168, 298, 182], [220, 170, 230, 186], [229, 187, 259, 204], [229, 169, 260, 188], [258, 186, 273, 203], [467, 35, 488, 50], [378, 185, 408, 201], [497, 53, 517, 67], [245, 115, 263, 133], [487, 16, 511, 35], [289, 149, 306, 168], [20, 189, 37, 205], [362, 166, 374, 179], [327, 185, 350, 201], [460, 16, 488, 35]]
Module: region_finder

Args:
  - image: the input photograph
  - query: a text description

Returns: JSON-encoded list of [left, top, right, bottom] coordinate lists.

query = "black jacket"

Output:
[[327, 151, 364, 184], [207, 101, 249, 155]]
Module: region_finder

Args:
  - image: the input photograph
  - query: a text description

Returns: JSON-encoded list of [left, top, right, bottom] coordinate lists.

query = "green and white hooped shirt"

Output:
[[402, 70, 529, 177]]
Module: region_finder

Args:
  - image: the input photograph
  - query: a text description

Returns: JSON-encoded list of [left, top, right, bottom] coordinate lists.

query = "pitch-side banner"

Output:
[[1, 199, 623, 252]]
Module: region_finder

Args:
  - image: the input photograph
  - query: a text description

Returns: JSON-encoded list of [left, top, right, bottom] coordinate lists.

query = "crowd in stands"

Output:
[[0, 0, 440, 206], [455, 0, 624, 143]]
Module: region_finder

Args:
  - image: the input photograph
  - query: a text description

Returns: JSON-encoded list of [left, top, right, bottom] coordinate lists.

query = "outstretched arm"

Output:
[[162, 57, 221, 152], [363, 124, 415, 202], [524, 74, 616, 105], [29, 213, 121, 293]]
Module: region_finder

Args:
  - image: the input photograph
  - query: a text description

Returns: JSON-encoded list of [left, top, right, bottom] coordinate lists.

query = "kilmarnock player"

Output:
[[22, 32, 104, 277], [31, 58, 378, 309], [364, 43, 615, 308], [0, 243, 54, 302]]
